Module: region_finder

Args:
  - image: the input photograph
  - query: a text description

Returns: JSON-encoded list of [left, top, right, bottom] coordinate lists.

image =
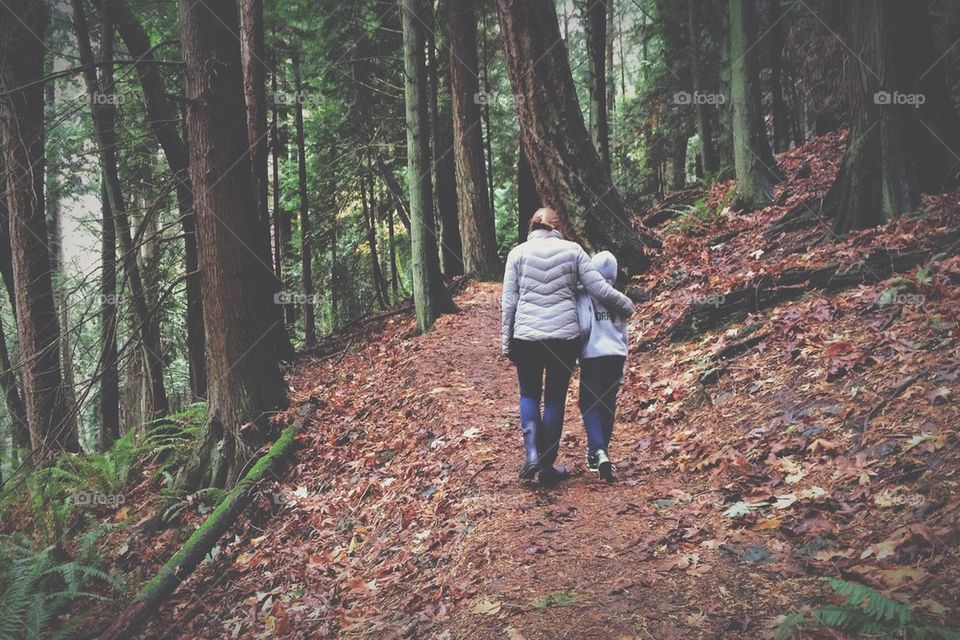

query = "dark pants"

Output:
[[511, 339, 579, 466], [579, 356, 626, 456]]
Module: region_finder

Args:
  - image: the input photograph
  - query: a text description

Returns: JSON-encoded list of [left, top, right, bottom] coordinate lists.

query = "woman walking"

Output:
[[501, 208, 636, 483]]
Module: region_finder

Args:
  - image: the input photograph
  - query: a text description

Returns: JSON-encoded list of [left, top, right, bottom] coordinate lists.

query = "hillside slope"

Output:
[[138, 132, 960, 639]]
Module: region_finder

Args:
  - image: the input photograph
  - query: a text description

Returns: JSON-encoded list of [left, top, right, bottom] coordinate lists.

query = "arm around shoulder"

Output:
[[576, 249, 636, 318]]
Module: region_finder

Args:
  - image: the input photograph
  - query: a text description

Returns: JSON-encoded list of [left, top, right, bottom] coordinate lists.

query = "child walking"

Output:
[[576, 251, 628, 482]]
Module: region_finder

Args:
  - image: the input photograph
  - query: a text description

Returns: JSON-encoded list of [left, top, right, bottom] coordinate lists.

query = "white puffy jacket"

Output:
[[501, 229, 635, 355]]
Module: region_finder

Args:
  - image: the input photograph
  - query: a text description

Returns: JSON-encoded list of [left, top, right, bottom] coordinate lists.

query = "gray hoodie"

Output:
[[576, 251, 629, 359], [501, 230, 635, 355]]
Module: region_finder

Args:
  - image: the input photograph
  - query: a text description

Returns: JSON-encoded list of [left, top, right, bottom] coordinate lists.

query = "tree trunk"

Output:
[[387, 205, 400, 295], [606, 0, 615, 153], [827, 0, 960, 235], [292, 52, 316, 347], [0, 210, 28, 453], [479, 2, 496, 220], [361, 167, 389, 310], [584, 0, 610, 173], [72, 0, 170, 419], [376, 156, 412, 232], [729, 0, 780, 209], [401, 0, 458, 333], [271, 56, 297, 330], [517, 145, 539, 239], [671, 134, 687, 191], [114, 0, 206, 401], [0, 159, 15, 313], [240, 11, 295, 362], [766, 0, 790, 152], [688, 0, 719, 173], [427, 4, 464, 279], [99, 178, 121, 449], [45, 80, 80, 446], [497, 0, 656, 272], [240, 0, 269, 243], [0, 0, 77, 454], [270, 53, 283, 283], [0, 285, 28, 451], [717, 8, 734, 165], [450, 0, 501, 279], [179, 0, 289, 488]]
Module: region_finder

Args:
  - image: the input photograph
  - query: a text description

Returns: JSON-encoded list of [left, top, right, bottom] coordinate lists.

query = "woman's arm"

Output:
[[501, 248, 521, 354], [576, 249, 635, 318]]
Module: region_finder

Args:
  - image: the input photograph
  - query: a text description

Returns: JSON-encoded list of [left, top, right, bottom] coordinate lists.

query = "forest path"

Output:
[[169, 281, 796, 639], [431, 283, 758, 640]]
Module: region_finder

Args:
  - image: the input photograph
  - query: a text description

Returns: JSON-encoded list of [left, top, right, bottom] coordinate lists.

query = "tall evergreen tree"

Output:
[[178, 0, 289, 488], [0, 0, 77, 454], [115, 0, 206, 401], [584, 0, 611, 173], [497, 0, 656, 272], [729, 0, 780, 209], [72, 0, 170, 418], [401, 0, 457, 332], [450, 0, 501, 279], [826, 0, 960, 234]]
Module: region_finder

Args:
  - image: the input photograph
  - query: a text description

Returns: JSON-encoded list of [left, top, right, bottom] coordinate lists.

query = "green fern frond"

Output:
[[774, 612, 806, 640]]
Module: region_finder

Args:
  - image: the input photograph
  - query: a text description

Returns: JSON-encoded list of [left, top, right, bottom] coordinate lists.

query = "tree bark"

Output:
[[606, 0, 615, 153], [0, 157, 15, 313], [479, 3, 496, 227], [688, 0, 719, 173], [585, 0, 610, 173], [239, 4, 294, 362], [0, 188, 30, 451], [0, 299, 28, 452], [729, 0, 780, 209], [0, 0, 77, 454], [765, 0, 791, 152], [517, 145, 539, 239], [270, 55, 297, 330], [292, 52, 316, 347], [45, 80, 80, 446], [376, 156, 412, 232], [671, 134, 687, 191], [361, 167, 389, 310], [401, 0, 458, 333], [269, 53, 283, 283], [99, 178, 121, 449], [496, 0, 656, 273], [114, 0, 206, 401], [178, 0, 289, 488], [72, 0, 170, 418], [826, 0, 960, 235], [450, 0, 501, 279], [240, 0, 269, 242], [387, 204, 400, 295], [427, 0, 464, 279]]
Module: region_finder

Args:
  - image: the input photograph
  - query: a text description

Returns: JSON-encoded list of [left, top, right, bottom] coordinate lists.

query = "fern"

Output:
[[778, 579, 960, 640], [0, 529, 122, 640], [774, 612, 806, 640]]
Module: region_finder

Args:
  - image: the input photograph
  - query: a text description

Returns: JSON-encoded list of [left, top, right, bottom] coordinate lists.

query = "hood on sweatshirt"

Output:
[[590, 251, 618, 284]]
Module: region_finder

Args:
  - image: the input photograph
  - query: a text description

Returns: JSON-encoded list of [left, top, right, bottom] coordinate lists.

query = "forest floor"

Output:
[[91, 131, 960, 639]]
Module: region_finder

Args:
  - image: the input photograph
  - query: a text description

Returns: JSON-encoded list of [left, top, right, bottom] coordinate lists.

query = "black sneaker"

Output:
[[586, 452, 598, 472], [596, 450, 614, 483]]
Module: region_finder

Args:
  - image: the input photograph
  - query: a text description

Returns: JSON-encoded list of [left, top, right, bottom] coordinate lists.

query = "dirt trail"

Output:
[[148, 134, 960, 639], [153, 282, 796, 640]]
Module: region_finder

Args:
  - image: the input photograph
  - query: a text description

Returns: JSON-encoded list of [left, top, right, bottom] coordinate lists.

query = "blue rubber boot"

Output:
[[519, 421, 541, 480]]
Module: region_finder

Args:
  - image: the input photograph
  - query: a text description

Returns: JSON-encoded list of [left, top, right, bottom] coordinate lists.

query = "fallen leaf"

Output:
[[472, 598, 502, 615], [926, 386, 951, 403]]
